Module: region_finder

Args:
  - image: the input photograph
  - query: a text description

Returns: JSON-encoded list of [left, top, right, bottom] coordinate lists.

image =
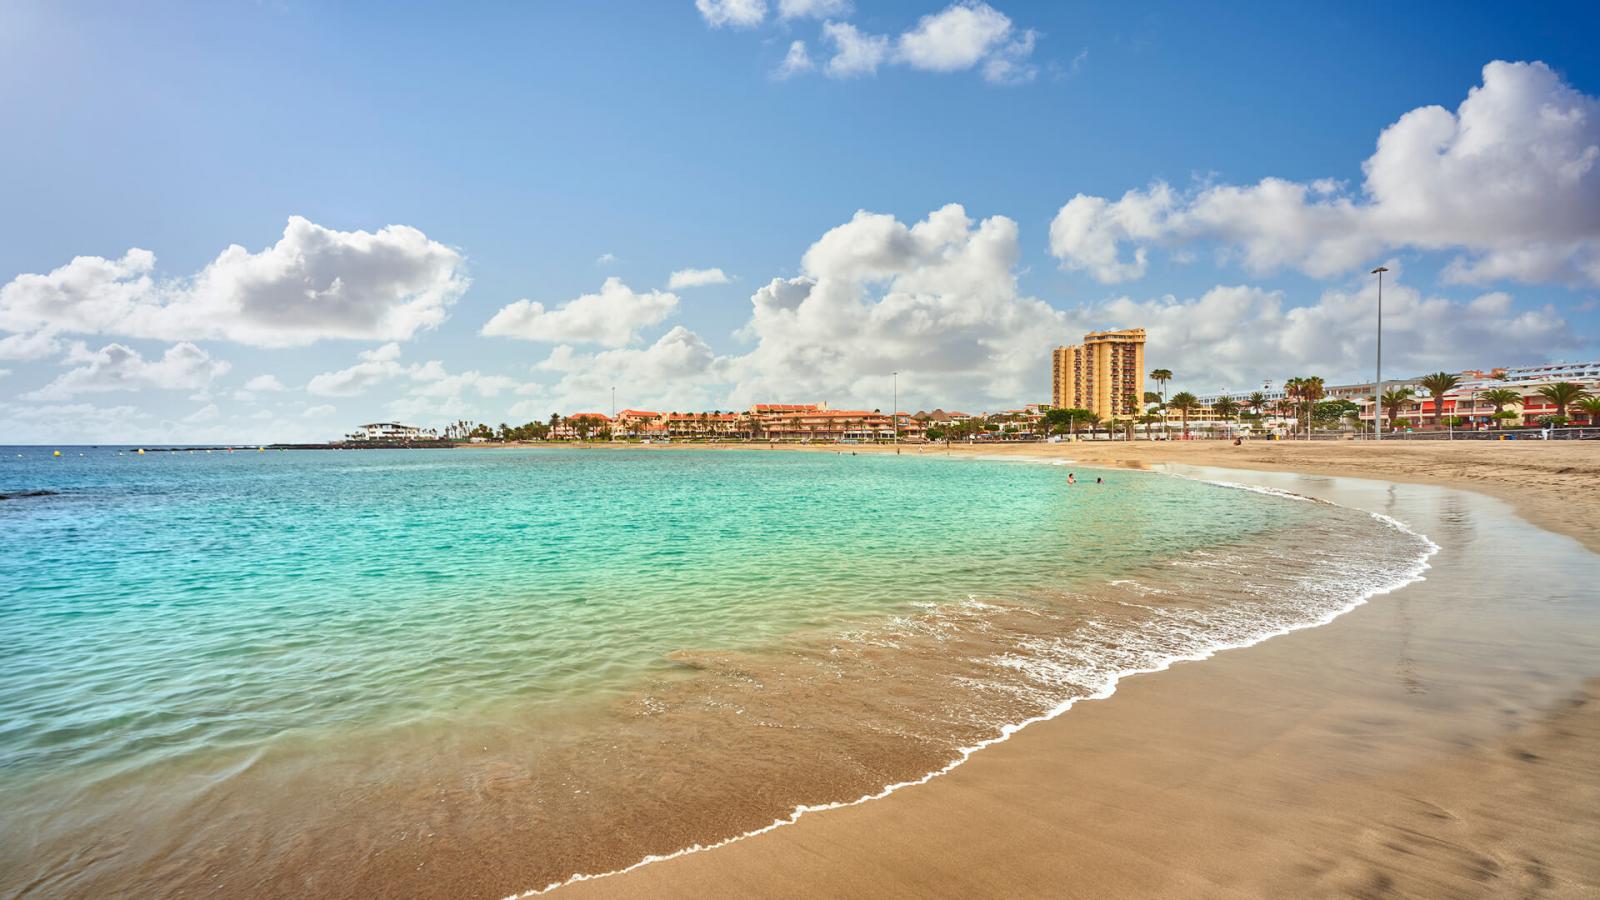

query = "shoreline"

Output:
[[487, 439, 1599, 554], [541, 456, 1600, 899]]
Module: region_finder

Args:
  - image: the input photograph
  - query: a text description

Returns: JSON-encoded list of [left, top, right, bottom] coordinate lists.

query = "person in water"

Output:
[[1096, 477, 1103, 484], [1067, 473, 1076, 484]]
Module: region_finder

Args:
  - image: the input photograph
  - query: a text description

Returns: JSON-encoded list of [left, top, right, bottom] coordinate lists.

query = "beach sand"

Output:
[[539, 443, 1600, 900]]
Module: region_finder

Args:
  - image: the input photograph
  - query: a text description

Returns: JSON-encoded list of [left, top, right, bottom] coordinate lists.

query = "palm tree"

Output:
[[1138, 412, 1162, 440], [1418, 372, 1462, 430], [1535, 382, 1589, 422], [1479, 388, 1521, 429], [1212, 396, 1239, 437], [1246, 391, 1267, 419], [1300, 376, 1325, 437], [1169, 391, 1199, 439], [1284, 377, 1305, 438], [1574, 396, 1600, 427], [1150, 369, 1173, 438], [1380, 387, 1414, 432]]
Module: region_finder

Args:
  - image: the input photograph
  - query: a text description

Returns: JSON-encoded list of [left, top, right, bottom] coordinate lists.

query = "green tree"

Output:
[[1380, 387, 1414, 431], [1169, 391, 1199, 439], [1418, 372, 1462, 429], [1211, 396, 1239, 436], [1479, 388, 1521, 429], [1150, 368, 1173, 435], [1535, 382, 1589, 421], [1574, 396, 1600, 426], [1246, 391, 1267, 418]]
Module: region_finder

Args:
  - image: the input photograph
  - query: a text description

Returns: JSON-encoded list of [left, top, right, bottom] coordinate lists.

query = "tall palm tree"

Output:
[[1479, 388, 1521, 429], [1150, 369, 1173, 440], [1283, 377, 1304, 438], [1535, 382, 1589, 421], [1246, 391, 1267, 418], [1381, 387, 1415, 431], [1418, 372, 1462, 430], [1169, 391, 1199, 439], [1300, 376, 1326, 437], [1212, 396, 1239, 437], [1574, 396, 1600, 427]]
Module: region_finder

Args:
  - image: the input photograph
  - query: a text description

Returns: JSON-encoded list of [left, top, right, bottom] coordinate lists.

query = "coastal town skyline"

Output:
[[3, 3, 1598, 444]]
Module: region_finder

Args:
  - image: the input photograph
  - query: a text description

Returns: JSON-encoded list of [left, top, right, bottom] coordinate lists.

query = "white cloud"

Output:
[[563, 205, 1068, 412], [0, 218, 467, 349], [243, 374, 285, 392], [896, 1, 1017, 73], [536, 326, 726, 412], [306, 342, 444, 397], [184, 403, 221, 423], [775, 40, 814, 79], [27, 342, 230, 401], [304, 404, 336, 418], [0, 329, 62, 360], [668, 267, 733, 289], [696, 0, 766, 28], [481, 277, 678, 347], [0, 368, 10, 378], [822, 21, 889, 78], [777, 0, 849, 19], [595, 252, 618, 266], [1049, 61, 1600, 286]]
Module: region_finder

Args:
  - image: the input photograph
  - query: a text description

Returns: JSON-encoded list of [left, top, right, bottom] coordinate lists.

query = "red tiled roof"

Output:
[[567, 412, 611, 421], [617, 409, 662, 418], [753, 404, 820, 413]]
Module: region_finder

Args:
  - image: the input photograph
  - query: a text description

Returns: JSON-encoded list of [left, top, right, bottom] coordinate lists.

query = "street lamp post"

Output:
[[892, 371, 899, 454], [1371, 266, 1389, 440]]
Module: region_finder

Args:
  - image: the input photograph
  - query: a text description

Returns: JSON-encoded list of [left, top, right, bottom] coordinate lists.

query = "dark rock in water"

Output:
[[0, 490, 61, 501]]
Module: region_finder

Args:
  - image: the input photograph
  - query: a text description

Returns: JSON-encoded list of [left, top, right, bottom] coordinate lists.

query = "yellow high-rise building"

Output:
[[1051, 328, 1147, 420]]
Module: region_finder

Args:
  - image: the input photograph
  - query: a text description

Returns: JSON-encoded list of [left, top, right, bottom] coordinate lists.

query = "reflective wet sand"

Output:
[[550, 466, 1600, 899]]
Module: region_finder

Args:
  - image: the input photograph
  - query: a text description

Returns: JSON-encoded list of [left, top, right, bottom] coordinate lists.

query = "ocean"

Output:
[[0, 446, 1433, 897]]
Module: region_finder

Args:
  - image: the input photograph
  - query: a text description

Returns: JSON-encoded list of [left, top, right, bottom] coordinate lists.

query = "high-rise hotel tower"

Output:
[[1051, 328, 1147, 420]]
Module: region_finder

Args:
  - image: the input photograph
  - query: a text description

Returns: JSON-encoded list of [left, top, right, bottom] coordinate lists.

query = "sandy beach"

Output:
[[534, 441, 1600, 899]]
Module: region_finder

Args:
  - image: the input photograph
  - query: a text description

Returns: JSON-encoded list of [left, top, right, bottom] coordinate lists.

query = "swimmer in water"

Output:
[[1096, 477, 1104, 484], [1067, 472, 1076, 484]]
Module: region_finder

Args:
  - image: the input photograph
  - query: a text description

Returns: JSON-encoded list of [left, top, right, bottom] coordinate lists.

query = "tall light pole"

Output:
[[610, 385, 616, 441], [1371, 266, 1388, 440], [892, 371, 899, 454]]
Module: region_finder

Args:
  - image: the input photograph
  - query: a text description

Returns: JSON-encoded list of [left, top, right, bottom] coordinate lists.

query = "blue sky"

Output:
[[2, 0, 1597, 441]]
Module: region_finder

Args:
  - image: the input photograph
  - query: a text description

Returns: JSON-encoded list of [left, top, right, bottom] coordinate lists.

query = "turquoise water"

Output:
[[1, 446, 1315, 783]]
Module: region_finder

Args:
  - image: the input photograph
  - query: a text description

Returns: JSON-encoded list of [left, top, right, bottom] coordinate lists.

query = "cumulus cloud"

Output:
[[594, 252, 619, 267], [778, 0, 849, 18], [822, 21, 890, 78], [775, 40, 814, 79], [481, 277, 678, 347], [1049, 61, 1600, 286], [897, 0, 1035, 84], [535, 326, 726, 412], [0, 329, 63, 360], [1088, 269, 1576, 394], [565, 205, 1065, 412], [243, 374, 285, 392], [27, 342, 231, 401], [696, 0, 766, 28], [668, 267, 733, 289], [306, 342, 444, 397], [0, 217, 468, 349]]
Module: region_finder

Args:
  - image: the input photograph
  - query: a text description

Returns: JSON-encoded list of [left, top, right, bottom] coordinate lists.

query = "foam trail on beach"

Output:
[[506, 476, 1439, 898]]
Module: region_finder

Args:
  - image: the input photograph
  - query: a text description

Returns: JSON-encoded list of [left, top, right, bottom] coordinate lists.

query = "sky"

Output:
[[1, 0, 1598, 442]]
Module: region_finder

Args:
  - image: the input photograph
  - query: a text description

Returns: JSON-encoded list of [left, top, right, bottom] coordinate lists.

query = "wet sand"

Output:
[[547, 461, 1600, 899]]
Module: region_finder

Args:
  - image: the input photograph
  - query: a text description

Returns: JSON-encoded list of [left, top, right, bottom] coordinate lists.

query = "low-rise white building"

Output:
[[347, 422, 434, 441]]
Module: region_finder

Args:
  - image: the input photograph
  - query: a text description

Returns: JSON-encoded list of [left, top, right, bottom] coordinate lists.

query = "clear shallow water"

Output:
[[0, 447, 1432, 897]]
